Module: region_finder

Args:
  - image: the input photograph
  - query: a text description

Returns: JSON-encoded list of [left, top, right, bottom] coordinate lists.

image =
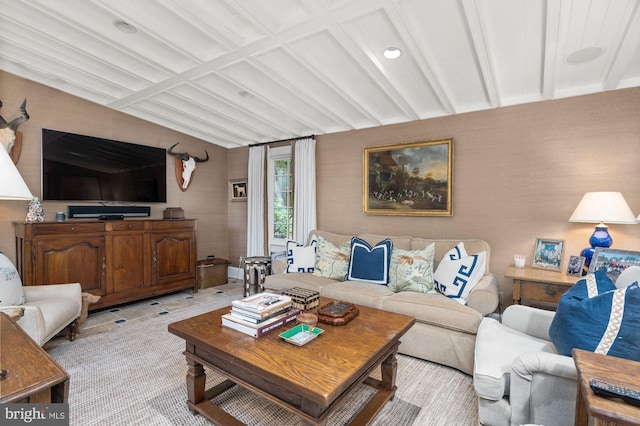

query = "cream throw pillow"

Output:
[[0, 252, 25, 307]]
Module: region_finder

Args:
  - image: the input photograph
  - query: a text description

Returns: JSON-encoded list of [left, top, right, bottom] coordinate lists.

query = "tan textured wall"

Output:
[[0, 71, 229, 264], [230, 88, 640, 306]]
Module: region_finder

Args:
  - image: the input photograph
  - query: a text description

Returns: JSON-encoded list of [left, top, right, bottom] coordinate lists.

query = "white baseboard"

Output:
[[228, 266, 243, 280]]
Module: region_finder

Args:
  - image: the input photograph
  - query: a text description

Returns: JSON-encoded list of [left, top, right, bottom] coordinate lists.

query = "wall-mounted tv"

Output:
[[42, 129, 167, 203]]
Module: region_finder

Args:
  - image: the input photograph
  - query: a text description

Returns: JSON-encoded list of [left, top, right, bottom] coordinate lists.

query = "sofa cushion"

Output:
[[411, 238, 491, 273], [383, 291, 483, 333], [265, 271, 338, 293], [346, 237, 392, 285], [0, 252, 25, 307], [357, 233, 412, 250], [286, 236, 317, 273], [313, 236, 351, 281], [434, 242, 486, 304], [321, 281, 393, 309], [549, 270, 640, 362], [388, 244, 435, 293], [474, 317, 557, 401]]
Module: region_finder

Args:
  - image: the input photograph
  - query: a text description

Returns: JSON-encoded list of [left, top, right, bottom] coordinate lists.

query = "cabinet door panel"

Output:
[[111, 233, 146, 293], [35, 237, 105, 294], [151, 231, 195, 286]]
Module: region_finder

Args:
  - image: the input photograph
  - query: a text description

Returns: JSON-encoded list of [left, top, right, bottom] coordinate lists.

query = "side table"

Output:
[[505, 266, 578, 310], [573, 349, 640, 425]]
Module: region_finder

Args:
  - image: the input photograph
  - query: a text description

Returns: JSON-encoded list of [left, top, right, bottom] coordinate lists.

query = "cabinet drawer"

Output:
[[148, 219, 195, 231], [521, 282, 570, 305], [33, 222, 105, 235], [111, 221, 145, 231]]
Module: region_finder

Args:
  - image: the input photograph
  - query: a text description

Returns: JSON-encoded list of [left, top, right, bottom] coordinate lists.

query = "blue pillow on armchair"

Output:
[[549, 270, 640, 362], [346, 237, 393, 285]]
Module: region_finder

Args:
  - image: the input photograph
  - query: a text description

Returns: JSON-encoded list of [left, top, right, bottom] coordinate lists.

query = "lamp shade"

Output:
[[568, 192, 637, 224], [0, 145, 33, 200]]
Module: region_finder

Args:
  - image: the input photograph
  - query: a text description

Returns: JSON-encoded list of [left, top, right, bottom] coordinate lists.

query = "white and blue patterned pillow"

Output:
[[433, 242, 486, 304], [549, 270, 640, 362], [0, 252, 25, 307], [285, 236, 317, 273], [388, 243, 436, 293], [346, 237, 393, 285]]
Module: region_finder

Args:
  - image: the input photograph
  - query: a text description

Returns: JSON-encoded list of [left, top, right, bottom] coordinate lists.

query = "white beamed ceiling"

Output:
[[1, 0, 639, 148]]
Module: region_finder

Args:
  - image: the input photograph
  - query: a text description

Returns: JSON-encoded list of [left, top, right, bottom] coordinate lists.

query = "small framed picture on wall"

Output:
[[566, 255, 585, 276], [229, 179, 247, 201]]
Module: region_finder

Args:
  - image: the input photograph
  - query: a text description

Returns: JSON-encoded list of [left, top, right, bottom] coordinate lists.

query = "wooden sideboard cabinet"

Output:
[[15, 219, 197, 311]]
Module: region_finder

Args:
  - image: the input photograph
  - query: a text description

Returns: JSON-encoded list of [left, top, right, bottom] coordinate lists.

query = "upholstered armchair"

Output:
[[473, 265, 640, 426], [473, 304, 578, 426], [0, 252, 82, 346]]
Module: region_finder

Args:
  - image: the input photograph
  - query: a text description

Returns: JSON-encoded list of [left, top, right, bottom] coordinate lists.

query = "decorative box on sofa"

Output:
[[265, 229, 500, 375]]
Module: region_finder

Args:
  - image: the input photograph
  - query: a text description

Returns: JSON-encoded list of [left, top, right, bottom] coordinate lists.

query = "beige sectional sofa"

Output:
[[264, 229, 500, 375]]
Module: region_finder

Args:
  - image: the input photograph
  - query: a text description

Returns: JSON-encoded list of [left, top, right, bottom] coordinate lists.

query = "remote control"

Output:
[[589, 378, 640, 407]]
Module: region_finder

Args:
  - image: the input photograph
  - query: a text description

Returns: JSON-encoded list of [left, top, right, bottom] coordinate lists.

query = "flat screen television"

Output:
[[42, 129, 167, 202]]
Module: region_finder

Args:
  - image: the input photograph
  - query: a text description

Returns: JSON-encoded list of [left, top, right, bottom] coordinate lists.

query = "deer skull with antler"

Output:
[[167, 142, 209, 191], [0, 99, 30, 156]]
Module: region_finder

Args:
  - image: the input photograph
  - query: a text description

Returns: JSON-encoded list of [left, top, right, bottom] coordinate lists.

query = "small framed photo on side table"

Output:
[[566, 255, 585, 276], [532, 238, 565, 271]]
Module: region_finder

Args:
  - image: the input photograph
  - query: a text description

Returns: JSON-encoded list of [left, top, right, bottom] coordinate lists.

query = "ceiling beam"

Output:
[[461, 0, 501, 108]]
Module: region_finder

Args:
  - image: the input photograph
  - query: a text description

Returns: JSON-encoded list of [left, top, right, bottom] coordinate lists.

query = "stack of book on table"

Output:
[[222, 292, 300, 338]]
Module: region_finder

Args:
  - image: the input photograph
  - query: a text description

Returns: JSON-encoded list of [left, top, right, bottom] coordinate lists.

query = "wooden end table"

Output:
[[573, 349, 640, 425], [168, 299, 415, 425], [506, 266, 579, 309], [0, 312, 69, 403]]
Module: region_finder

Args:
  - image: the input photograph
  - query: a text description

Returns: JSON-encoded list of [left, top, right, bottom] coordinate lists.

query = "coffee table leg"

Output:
[[381, 350, 398, 400], [186, 357, 206, 414]]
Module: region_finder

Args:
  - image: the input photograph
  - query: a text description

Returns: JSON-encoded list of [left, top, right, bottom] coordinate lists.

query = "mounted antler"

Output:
[[0, 99, 30, 160], [167, 142, 210, 191]]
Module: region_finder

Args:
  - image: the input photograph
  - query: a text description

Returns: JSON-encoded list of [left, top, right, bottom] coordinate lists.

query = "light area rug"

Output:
[[47, 287, 479, 425]]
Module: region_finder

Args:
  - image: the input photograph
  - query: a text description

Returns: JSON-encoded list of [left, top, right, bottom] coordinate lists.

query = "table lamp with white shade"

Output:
[[0, 143, 32, 200], [569, 191, 637, 266]]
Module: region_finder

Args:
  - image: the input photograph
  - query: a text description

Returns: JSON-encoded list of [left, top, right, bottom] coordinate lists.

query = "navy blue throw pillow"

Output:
[[346, 237, 393, 285], [549, 269, 640, 362]]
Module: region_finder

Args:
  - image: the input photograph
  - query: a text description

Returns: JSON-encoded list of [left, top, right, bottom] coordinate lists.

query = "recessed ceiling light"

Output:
[[113, 19, 137, 34], [239, 90, 254, 99], [383, 47, 402, 59], [566, 46, 604, 64]]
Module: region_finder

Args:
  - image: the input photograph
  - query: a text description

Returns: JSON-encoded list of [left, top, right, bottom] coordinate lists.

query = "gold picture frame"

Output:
[[532, 238, 565, 271], [363, 139, 453, 216], [229, 179, 247, 202]]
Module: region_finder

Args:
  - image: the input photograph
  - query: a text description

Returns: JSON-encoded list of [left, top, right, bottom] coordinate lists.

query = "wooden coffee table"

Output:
[[168, 299, 415, 425]]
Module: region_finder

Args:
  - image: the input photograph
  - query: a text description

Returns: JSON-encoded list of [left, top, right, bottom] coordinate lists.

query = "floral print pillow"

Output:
[[387, 243, 436, 293], [312, 236, 351, 281]]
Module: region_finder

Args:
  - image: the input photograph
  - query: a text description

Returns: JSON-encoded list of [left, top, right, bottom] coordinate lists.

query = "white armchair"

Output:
[[473, 305, 578, 426], [0, 252, 82, 346]]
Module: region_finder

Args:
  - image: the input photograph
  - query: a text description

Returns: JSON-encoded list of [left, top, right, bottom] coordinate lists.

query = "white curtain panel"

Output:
[[247, 145, 266, 256], [293, 137, 317, 244]]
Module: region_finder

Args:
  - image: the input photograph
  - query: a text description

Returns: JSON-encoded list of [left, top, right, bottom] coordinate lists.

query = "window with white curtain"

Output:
[[267, 145, 293, 251]]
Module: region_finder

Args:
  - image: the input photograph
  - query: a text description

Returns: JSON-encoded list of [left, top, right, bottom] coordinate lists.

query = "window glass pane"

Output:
[[269, 153, 293, 244]]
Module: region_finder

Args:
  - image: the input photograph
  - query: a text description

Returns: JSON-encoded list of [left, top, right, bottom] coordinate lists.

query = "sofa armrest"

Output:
[[502, 305, 555, 341], [466, 273, 499, 315], [23, 283, 82, 303], [510, 351, 577, 426], [271, 258, 287, 275]]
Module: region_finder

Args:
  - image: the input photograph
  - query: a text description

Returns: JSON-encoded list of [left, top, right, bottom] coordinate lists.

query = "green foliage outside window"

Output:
[[273, 159, 292, 240]]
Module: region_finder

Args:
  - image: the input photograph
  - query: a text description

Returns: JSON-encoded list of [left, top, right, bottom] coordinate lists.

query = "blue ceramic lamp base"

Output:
[[581, 225, 613, 267]]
